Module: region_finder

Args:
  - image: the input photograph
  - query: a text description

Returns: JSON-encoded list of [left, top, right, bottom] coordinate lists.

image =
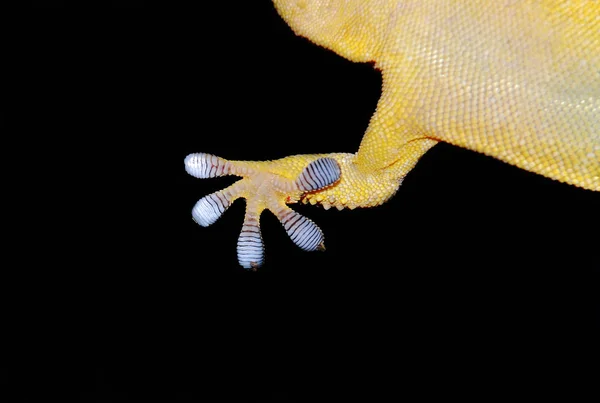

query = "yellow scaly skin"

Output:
[[187, 0, 599, 267]]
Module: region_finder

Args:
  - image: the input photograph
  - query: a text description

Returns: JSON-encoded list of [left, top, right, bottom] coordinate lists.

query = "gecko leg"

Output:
[[184, 153, 341, 270]]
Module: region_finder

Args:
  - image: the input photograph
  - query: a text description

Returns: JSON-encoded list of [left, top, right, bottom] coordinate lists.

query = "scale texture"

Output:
[[274, 0, 599, 191]]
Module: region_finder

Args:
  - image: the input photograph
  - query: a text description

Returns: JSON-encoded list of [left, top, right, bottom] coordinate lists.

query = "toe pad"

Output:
[[295, 157, 341, 191]]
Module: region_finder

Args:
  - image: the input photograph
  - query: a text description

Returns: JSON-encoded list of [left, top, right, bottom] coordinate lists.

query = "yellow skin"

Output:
[[187, 0, 599, 268]]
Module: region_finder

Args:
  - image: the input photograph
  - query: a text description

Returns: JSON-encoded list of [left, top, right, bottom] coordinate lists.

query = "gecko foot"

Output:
[[184, 153, 341, 270]]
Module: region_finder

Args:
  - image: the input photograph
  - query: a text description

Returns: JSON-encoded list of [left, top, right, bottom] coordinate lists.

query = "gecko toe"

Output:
[[295, 157, 341, 191], [184, 153, 231, 178], [271, 203, 325, 252], [191, 190, 232, 227], [237, 207, 265, 270]]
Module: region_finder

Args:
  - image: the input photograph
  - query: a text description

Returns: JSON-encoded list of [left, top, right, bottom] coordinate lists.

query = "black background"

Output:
[[11, 0, 600, 401]]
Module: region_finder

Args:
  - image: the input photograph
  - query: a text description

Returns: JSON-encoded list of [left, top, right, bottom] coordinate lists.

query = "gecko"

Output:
[[185, 0, 599, 270]]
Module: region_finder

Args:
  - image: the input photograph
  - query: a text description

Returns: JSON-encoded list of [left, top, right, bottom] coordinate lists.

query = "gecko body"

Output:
[[186, 0, 599, 269]]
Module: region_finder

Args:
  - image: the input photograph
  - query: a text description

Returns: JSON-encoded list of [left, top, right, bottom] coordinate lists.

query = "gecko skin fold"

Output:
[[185, 0, 599, 269]]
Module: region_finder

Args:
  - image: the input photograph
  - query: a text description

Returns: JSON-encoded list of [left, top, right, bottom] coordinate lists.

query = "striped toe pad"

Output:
[[184, 153, 230, 179], [295, 157, 341, 191], [192, 190, 232, 227], [273, 205, 325, 252], [237, 212, 264, 270]]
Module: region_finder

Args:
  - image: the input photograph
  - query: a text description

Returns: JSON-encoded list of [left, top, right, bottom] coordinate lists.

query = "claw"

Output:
[[185, 152, 341, 269]]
